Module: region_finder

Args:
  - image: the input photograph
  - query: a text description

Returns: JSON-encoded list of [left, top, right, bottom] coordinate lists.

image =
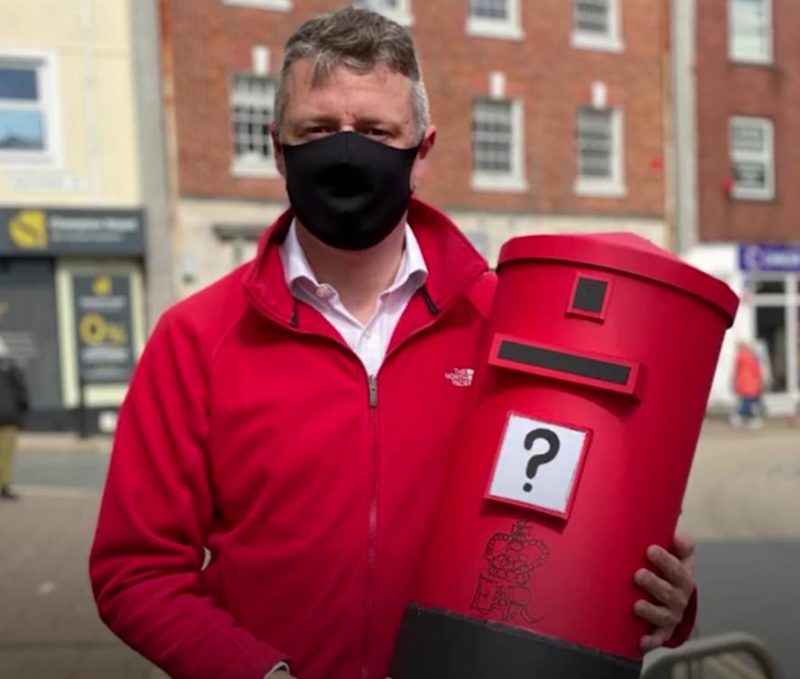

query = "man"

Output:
[[0, 335, 28, 501], [90, 8, 695, 679]]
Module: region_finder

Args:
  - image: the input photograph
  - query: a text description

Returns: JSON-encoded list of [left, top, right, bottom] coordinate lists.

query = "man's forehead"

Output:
[[284, 60, 414, 119], [287, 59, 409, 93]]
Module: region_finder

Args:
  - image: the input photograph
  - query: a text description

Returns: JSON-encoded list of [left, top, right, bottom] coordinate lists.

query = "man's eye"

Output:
[[365, 128, 389, 138], [305, 126, 336, 136]]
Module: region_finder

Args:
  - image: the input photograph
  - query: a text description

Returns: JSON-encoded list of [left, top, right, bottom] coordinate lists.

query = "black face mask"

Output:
[[281, 132, 420, 251]]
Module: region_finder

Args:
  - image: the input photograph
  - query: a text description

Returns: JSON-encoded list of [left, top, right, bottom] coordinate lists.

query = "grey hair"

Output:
[[274, 6, 430, 141]]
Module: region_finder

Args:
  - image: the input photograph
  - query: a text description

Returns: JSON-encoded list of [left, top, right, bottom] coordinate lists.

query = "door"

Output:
[[0, 258, 62, 426]]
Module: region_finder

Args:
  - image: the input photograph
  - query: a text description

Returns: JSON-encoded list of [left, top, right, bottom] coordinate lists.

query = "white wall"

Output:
[[452, 212, 668, 267], [176, 198, 286, 297]]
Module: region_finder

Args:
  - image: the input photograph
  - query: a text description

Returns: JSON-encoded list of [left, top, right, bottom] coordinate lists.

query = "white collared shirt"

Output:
[[279, 221, 428, 376]]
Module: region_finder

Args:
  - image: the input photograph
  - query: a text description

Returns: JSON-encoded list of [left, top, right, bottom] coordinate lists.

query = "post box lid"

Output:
[[498, 233, 739, 326]]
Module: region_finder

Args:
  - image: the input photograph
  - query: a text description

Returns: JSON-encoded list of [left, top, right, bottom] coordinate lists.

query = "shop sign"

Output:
[[738, 243, 800, 272], [73, 274, 135, 384], [0, 208, 144, 256]]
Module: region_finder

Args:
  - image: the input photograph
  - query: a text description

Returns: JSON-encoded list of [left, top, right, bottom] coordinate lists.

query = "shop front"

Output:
[[0, 207, 146, 432], [739, 244, 800, 416]]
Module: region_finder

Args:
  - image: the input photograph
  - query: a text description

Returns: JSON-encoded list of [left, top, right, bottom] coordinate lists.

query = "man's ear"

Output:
[[418, 125, 437, 159], [410, 124, 437, 190], [271, 124, 286, 177]]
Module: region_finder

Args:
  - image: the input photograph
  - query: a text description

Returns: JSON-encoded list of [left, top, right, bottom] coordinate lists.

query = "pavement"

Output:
[[681, 418, 800, 542], [16, 434, 112, 456], [0, 420, 797, 678], [674, 418, 800, 678], [0, 492, 156, 679], [0, 434, 166, 679]]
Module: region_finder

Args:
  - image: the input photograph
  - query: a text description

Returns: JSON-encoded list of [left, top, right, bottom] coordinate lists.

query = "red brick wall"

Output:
[[696, 0, 800, 243], [165, 0, 667, 218], [163, 0, 338, 203]]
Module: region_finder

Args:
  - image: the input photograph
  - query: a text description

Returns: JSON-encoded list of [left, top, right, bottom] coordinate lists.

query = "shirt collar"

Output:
[[280, 219, 428, 297]]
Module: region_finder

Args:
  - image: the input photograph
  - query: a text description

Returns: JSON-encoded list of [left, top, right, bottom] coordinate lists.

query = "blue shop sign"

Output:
[[738, 244, 800, 272]]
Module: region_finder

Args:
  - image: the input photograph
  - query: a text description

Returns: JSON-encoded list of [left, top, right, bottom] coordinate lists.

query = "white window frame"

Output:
[[471, 97, 527, 193], [730, 116, 775, 201], [467, 0, 524, 41], [229, 73, 279, 179], [728, 0, 773, 64], [572, 0, 624, 53], [574, 107, 626, 198], [0, 50, 61, 168], [223, 0, 291, 11], [356, 0, 414, 26]]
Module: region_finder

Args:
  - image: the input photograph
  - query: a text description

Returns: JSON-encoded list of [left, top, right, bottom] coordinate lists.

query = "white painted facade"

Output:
[[176, 198, 285, 298], [177, 196, 669, 299], [453, 211, 668, 266], [684, 242, 800, 417]]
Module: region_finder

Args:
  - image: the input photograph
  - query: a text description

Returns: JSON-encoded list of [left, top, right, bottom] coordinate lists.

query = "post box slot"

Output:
[[566, 274, 613, 322], [490, 335, 643, 398], [572, 277, 607, 313]]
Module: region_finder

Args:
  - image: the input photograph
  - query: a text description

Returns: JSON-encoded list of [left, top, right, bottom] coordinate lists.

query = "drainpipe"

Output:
[[131, 0, 177, 330]]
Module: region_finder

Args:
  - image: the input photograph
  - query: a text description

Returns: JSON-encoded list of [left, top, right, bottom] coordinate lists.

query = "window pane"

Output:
[[0, 67, 39, 101], [730, 118, 772, 195], [575, 0, 610, 35], [231, 74, 275, 164], [730, 0, 771, 61], [362, 0, 400, 9], [733, 161, 766, 190], [750, 278, 785, 294], [0, 110, 45, 150], [755, 305, 787, 392], [732, 124, 764, 152], [470, 0, 509, 20], [473, 99, 513, 174], [577, 108, 613, 180]]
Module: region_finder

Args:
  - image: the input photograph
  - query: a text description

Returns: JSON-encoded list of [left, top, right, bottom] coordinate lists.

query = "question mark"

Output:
[[522, 428, 561, 492]]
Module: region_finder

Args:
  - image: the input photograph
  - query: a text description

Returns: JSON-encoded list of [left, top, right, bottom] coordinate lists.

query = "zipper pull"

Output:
[[368, 374, 378, 408]]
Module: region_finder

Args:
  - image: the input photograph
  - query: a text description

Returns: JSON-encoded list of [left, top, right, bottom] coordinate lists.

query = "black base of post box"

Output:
[[391, 604, 642, 679]]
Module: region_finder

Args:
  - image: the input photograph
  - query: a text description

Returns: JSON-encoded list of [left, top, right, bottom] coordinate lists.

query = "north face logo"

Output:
[[445, 368, 474, 387]]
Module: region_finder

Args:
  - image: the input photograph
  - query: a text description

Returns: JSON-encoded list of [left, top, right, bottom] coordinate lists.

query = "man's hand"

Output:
[[633, 531, 696, 652]]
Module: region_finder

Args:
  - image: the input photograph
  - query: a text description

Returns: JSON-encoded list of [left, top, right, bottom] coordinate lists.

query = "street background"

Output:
[[0, 0, 798, 677], [0, 419, 797, 679]]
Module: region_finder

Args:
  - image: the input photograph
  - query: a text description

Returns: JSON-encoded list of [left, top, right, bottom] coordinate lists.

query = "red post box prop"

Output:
[[392, 234, 738, 679]]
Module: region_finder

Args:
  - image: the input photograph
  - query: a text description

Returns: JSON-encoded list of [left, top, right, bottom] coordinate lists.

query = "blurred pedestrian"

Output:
[[730, 339, 764, 429], [90, 8, 698, 679], [0, 335, 29, 500]]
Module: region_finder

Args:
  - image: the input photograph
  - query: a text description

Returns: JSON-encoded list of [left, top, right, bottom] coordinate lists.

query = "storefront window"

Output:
[[749, 277, 785, 294], [0, 258, 62, 413], [755, 305, 787, 392], [795, 310, 800, 395]]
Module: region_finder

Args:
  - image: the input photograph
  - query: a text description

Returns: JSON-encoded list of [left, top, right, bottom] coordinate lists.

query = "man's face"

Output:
[[275, 59, 435, 188]]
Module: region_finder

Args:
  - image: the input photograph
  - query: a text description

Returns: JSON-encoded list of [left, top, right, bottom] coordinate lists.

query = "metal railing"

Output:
[[641, 632, 782, 679]]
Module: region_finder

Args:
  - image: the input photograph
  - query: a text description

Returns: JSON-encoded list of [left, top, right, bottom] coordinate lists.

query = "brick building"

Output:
[[678, 0, 800, 413], [160, 0, 672, 297]]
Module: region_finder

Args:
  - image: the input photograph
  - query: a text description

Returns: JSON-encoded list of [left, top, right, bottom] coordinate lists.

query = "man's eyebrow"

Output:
[[354, 117, 401, 129], [294, 115, 341, 126], [292, 114, 403, 131]]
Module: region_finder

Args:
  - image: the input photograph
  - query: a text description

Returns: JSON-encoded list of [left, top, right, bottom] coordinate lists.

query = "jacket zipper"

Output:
[[359, 301, 462, 678], [368, 373, 378, 408], [362, 373, 379, 679]]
